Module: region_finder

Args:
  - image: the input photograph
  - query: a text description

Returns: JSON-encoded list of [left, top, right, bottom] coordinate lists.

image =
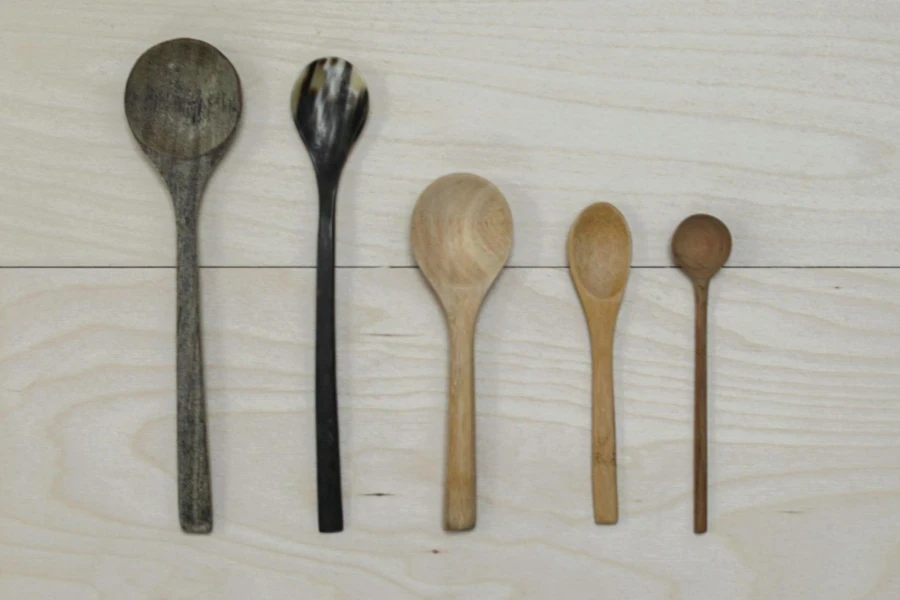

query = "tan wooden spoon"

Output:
[[671, 214, 732, 534], [567, 203, 631, 525], [411, 173, 513, 531]]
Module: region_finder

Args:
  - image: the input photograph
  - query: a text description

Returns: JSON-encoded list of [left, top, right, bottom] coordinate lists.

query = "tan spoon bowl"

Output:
[[411, 173, 513, 531], [567, 202, 631, 525]]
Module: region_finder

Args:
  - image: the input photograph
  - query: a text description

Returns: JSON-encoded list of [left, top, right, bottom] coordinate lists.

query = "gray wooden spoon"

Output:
[[125, 38, 241, 534]]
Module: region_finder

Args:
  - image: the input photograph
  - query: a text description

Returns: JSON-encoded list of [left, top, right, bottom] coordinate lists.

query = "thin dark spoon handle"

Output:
[[693, 279, 709, 534], [315, 180, 343, 533], [175, 203, 212, 534]]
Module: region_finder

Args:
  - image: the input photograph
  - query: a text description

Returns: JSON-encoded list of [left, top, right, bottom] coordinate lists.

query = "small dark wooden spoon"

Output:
[[125, 38, 241, 534], [671, 214, 732, 534], [291, 57, 368, 533]]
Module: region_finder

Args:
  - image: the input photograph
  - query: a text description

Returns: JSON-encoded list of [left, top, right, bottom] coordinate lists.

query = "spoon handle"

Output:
[[693, 280, 710, 534], [589, 314, 618, 525], [175, 217, 212, 534], [445, 309, 477, 531], [315, 183, 343, 533]]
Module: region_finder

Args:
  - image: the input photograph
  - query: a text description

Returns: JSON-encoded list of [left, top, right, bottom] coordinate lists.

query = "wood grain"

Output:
[[3, 0, 900, 266], [1, 267, 899, 599], [2, 1, 900, 597]]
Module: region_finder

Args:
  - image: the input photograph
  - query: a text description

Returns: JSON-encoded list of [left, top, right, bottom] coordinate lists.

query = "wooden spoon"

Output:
[[411, 173, 513, 531], [291, 57, 369, 533], [567, 203, 631, 525], [125, 38, 241, 534], [671, 214, 732, 534]]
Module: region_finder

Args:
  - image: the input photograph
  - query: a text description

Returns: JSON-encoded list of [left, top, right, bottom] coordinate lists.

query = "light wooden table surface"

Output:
[[2, 1, 900, 598]]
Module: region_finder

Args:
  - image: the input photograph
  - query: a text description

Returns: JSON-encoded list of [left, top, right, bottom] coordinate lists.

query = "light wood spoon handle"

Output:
[[445, 310, 477, 531], [589, 316, 618, 525], [693, 280, 709, 534]]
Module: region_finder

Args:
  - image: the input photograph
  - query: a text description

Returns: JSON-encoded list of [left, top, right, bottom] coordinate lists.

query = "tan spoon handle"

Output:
[[445, 309, 477, 531], [693, 280, 710, 534], [589, 310, 618, 525]]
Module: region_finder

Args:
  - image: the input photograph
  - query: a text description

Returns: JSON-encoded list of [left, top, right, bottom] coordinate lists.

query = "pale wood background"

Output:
[[1, 0, 899, 598]]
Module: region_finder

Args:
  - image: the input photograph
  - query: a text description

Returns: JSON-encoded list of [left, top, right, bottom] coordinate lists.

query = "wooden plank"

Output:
[[1, 267, 897, 598], [2, 1, 900, 266]]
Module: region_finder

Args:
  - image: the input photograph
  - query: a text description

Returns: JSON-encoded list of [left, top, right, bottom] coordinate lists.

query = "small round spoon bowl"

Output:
[[567, 203, 631, 525], [672, 215, 732, 283], [125, 38, 242, 535], [411, 173, 513, 531], [671, 213, 731, 535]]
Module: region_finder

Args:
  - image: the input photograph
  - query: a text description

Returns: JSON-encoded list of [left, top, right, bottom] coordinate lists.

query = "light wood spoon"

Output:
[[567, 203, 631, 525], [411, 173, 513, 531], [125, 38, 241, 534], [671, 214, 732, 534]]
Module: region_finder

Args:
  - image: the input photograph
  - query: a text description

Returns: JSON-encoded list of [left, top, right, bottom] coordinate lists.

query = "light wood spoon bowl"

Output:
[[672, 213, 732, 534], [567, 203, 631, 525], [411, 173, 513, 531]]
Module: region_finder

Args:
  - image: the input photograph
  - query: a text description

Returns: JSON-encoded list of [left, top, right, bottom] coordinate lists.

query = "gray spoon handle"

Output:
[[176, 222, 211, 533], [165, 158, 214, 534]]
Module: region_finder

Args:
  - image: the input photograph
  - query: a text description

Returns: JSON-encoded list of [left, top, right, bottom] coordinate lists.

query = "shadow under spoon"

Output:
[[291, 57, 369, 533], [125, 37, 242, 534]]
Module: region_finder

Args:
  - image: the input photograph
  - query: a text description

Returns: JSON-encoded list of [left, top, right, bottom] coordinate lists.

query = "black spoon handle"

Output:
[[315, 181, 343, 533], [175, 211, 212, 534]]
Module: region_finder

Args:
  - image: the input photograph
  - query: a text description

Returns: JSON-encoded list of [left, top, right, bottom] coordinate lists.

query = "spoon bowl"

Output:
[[412, 173, 513, 304], [568, 203, 631, 299], [291, 58, 369, 176], [411, 173, 513, 531], [125, 38, 241, 161], [672, 214, 732, 283]]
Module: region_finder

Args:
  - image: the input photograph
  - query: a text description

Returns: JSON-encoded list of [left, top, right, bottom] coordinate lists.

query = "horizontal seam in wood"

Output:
[[0, 265, 898, 270]]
